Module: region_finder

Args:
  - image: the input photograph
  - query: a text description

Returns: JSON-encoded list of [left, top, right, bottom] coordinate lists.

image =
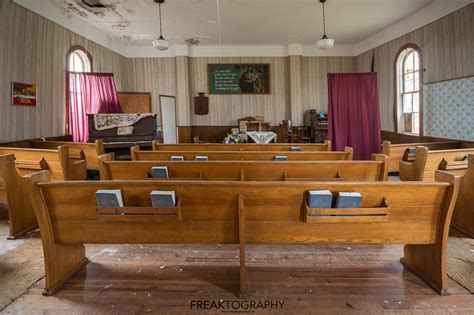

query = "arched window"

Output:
[[394, 44, 423, 135], [66, 46, 92, 138], [67, 46, 92, 72]]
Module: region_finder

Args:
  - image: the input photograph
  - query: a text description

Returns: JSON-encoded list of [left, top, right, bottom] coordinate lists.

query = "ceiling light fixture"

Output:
[[317, 0, 334, 50], [152, 0, 169, 51]]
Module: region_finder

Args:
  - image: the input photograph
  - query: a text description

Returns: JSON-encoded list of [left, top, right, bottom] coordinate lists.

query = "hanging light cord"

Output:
[[322, 1, 327, 37], [159, 2, 164, 39]]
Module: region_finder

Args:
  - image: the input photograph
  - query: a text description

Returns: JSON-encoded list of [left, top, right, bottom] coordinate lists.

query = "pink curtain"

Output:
[[67, 72, 122, 142], [328, 73, 381, 160]]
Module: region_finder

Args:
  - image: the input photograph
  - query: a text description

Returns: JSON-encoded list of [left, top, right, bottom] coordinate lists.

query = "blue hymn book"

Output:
[[308, 190, 333, 209], [275, 155, 288, 161], [96, 189, 124, 207], [170, 156, 184, 161], [335, 192, 362, 208], [150, 190, 176, 208], [151, 166, 169, 179]]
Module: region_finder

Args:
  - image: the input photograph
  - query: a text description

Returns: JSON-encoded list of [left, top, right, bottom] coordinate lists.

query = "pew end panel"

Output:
[[97, 152, 115, 180], [27, 171, 87, 296], [95, 139, 106, 156], [399, 146, 428, 181], [0, 154, 43, 239], [57, 146, 87, 180], [443, 154, 473, 237], [401, 170, 460, 296], [130, 145, 140, 161], [372, 154, 389, 181], [344, 147, 353, 160]]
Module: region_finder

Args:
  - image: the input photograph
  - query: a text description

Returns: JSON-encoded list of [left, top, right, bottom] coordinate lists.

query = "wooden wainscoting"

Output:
[[177, 127, 192, 143], [191, 126, 236, 143]]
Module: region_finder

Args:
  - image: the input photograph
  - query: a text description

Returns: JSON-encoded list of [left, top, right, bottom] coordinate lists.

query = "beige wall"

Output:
[[356, 4, 474, 131], [0, 0, 126, 142], [122, 56, 355, 127], [189, 57, 289, 126], [302, 57, 356, 114], [121, 57, 177, 118]]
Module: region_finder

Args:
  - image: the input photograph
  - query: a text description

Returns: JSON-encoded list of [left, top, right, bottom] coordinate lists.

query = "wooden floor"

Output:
[[2, 240, 474, 314]]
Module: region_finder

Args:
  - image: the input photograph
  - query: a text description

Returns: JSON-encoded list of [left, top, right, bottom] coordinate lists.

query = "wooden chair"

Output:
[[131, 146, 353, 161], [298, 127, 311, 143], [99, 153, 388, 181], [438, 154, 473, 237], [27, 171, 459, 296]]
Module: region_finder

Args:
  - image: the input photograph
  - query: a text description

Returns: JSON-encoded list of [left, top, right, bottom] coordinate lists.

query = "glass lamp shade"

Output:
[[317, 36, 334, 50], [153, 36, 169, 51]]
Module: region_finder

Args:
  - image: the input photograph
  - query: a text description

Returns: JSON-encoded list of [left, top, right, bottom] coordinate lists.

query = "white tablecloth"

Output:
[[246, 131, 277, 144]]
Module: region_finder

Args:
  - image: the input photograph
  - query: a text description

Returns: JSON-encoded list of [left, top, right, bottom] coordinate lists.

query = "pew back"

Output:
[[399, 146, 474, 181], [152, 140, 331, 152], [131, 146, 353, 161], [33, 179, 452, 245], [30, 140, 105, 171], [99, 155, 388, 181], [382, 140, 461, 172]]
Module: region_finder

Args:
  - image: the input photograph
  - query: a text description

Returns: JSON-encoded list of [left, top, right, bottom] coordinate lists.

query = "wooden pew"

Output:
[[99, 153, 388, 181], [28, 172, 459, 296], [399, 146, 474, 181], [438, 155, 473, 237], [0, 146, 86, 180], [382, 140, 460, 172], [30, 139, 105, 171], [131, 146, 353, 161], [152, 140, 332, 152], [0, 147, 86, 239]]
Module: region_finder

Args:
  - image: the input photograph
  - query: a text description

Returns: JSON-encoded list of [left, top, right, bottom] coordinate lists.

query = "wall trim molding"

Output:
[[12, 0, 473, 59]]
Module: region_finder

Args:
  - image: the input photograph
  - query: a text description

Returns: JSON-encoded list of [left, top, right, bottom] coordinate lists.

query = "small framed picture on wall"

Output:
[[11, 82, 37, 106]]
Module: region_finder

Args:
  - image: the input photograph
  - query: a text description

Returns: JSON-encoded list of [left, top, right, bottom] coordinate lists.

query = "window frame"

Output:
[[393, 43, 423, 136], [66, 45, 93, 73], [65, 46, 93, 135]]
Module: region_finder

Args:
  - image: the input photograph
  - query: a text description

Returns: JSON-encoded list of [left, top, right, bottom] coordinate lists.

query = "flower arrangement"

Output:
[[223, 128, 245, 143]]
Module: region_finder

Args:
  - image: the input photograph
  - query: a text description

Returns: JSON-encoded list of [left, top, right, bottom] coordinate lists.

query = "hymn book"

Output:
[[96, 189, 124, 208], [150, 190, 176, 208], [151, 166, 169, 179], [308, 190, 333, 209]]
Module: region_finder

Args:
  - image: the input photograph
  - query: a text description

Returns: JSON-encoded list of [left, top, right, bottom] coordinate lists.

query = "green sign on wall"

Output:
[[208, 64, 270, 94]]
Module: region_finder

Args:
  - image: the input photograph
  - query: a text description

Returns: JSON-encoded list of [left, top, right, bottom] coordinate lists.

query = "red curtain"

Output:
[[328, 73, 381, 160], [67, 72, 122, 142]]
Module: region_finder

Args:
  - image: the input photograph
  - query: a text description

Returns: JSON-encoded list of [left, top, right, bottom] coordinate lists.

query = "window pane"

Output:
[[412, 92, 420, 112], [413, 51, 419, 70], [404, 71, 414, 92], [413, 71, 420, 91], [412, 113, 419, 134], [403, 93, 413, 113], [405, 51, 415, 72]]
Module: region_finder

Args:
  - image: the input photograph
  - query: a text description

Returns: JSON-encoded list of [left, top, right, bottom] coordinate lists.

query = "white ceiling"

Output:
[[13, 0, 473, 57]]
